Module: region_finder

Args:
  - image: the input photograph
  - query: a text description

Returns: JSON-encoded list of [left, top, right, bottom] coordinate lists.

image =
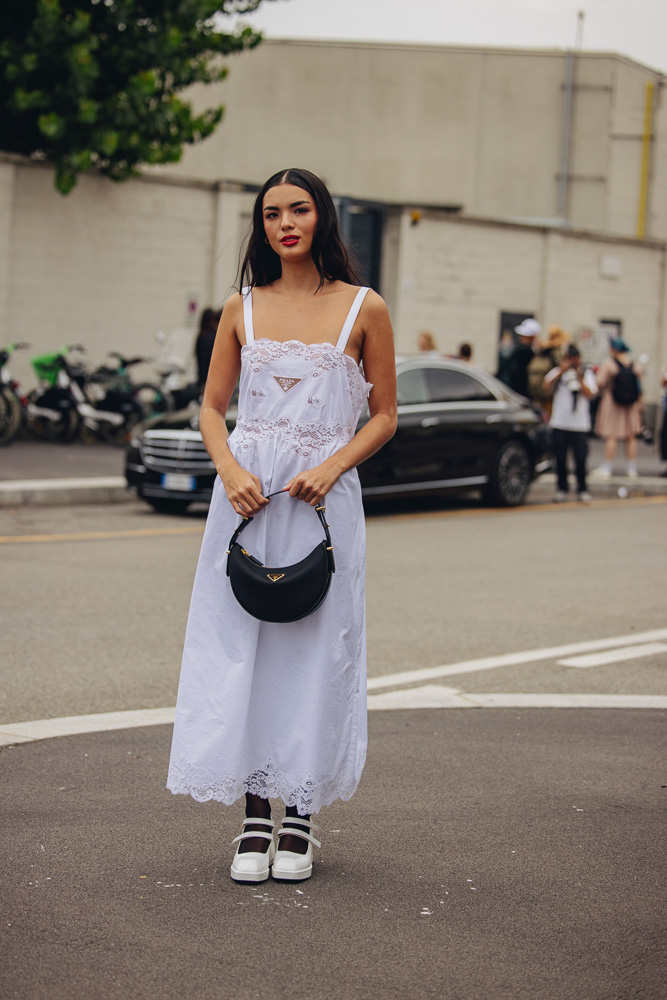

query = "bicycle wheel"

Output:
[[133, 383, 173, 418]]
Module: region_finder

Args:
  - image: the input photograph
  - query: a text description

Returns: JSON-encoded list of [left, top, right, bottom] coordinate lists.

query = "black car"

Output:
[[125, 357, 549, 513]]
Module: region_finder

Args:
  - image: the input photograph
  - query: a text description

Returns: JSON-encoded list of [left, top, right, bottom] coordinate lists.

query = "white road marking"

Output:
[[1, 628, 666, 749], [559, 642, 667, 669], [1, 686, 666, 749], [367, 627, 667, 690], [0, 707, 176, 747], [367, 686, 667, 711]]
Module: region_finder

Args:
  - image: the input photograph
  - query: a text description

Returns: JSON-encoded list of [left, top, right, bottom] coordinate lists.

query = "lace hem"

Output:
[[231, 415, 354, 459], [166, 756, 363, 815]]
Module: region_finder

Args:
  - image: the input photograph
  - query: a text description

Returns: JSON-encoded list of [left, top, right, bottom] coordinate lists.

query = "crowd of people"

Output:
[[415, 322, 667, 494]]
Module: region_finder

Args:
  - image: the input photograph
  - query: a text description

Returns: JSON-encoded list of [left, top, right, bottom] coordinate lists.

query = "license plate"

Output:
[[161, 473, 195, 492]]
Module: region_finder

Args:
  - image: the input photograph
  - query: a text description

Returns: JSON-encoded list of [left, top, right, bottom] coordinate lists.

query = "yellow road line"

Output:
[[372, 493, 667, 523], [0, 526, 205, 545], [1, 494, 665, 543]]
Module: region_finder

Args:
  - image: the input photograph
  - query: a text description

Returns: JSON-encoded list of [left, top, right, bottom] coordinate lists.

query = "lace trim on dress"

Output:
[[232, 415, 354, 458], [242, 339, 373, 413], [167, 757, 361, 815]]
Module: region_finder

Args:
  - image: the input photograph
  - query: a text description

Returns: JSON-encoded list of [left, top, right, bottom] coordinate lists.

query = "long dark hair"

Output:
[[238, 168, 363, 291]]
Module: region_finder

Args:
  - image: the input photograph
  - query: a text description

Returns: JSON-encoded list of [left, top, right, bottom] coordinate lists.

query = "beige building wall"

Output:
[[0, 159, 254, 389], [158, 40, 666, 240], [387, 211, 666, 402], [2, 157, 665, 407]]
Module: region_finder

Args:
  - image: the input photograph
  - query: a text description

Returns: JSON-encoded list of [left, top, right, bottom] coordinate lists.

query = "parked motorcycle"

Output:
[[0, 342, 29, 445], [27, 345, 145, 445]]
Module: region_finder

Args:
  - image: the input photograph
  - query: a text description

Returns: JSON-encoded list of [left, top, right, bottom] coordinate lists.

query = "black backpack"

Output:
[[612, 360, 640, 407]]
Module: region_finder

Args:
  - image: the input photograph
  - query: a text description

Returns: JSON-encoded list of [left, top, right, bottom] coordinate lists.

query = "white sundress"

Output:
[[167, 286, 372, 816]]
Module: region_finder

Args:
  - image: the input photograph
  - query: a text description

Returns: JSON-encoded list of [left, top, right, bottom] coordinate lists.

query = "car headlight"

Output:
[[129, 433, 143, 449]]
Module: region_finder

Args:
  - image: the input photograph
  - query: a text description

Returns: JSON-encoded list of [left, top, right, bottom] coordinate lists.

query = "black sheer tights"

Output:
[[238, 794, 309, 855]]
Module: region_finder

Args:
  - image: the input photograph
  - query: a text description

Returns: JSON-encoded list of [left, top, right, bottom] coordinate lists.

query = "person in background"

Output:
[[660, 364, 667, 476], [506, 319, 541, 396], [195, 307, 222, 392], [457, 343, 473, 364], [543, 343, 598, 503], [417, 331, 441, 357], [591, 338, 643, 479], [495, 329, 515, 386], [528, 324, 570, 416]]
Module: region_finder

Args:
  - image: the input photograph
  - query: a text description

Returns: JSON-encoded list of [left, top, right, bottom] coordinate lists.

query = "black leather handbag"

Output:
[[226, 491, 335, 623]]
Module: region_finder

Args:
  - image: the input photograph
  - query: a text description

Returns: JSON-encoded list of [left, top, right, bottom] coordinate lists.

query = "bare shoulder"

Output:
[[222, 291, 244, 316], [220, 291, 244, 331], [359, 288, 390, 323]]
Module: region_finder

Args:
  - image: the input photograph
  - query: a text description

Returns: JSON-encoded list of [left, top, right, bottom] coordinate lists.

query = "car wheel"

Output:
[[145, 497, 191, 515], [486, 440, 531, 506]]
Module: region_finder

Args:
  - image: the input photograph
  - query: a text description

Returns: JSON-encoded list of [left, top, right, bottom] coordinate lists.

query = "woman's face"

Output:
[[262, 184, 318, 261]]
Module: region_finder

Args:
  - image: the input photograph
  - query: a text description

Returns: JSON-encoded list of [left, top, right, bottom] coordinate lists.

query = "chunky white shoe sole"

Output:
[[230, 817, 276, 884], [271, 848, 313, 882], [271, 818, 321, 882]]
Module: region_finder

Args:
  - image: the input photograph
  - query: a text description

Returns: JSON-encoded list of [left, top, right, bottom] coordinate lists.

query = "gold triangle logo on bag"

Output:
[[273, 376, 302, 393], [267, 573, 285, 582]]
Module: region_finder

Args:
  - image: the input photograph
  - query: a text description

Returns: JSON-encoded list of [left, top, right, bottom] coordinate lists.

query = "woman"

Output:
[[194, 307, 221, 392], [166, 168, 397, 884], [660, 365, 667, 476], [527, 324, 570, 416], [592, 338, 643, 479], [417, 330, 440, 356]]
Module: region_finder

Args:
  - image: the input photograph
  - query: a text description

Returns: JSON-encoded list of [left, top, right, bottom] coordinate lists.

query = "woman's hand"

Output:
[[220, 462, 268, 516], [284, 458, 343, 506]]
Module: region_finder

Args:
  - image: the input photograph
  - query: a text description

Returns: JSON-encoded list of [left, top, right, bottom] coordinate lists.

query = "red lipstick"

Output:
[[280, 236, 300, 245]]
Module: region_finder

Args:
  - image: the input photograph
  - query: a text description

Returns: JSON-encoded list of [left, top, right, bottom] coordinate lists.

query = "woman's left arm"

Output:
[[286, 291, 398, 504]]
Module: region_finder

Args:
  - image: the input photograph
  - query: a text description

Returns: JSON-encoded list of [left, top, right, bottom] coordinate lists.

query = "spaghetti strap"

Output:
[[242, 286, 254, 344], [336, 287, 370, 352]]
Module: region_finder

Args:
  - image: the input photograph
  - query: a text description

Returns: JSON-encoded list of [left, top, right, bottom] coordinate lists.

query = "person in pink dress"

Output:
[[591, 338, 643, 479]]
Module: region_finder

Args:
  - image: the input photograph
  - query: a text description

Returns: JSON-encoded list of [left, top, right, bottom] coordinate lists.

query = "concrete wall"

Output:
[[156, 40, 666, 240], [387, 211, 666, 403], [0, 159, 253, 389], [1, 157, 665, 407]]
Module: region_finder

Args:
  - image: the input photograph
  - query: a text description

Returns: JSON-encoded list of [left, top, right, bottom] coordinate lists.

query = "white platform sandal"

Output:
[[272, 817, 321, 882], [230, 817, 276, 883]]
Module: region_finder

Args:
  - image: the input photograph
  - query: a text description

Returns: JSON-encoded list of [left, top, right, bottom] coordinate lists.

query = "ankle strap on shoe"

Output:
[[277, 824, 322, 849], [232, 830, 275, 846], [280, 817, 319, 831], [242, 817, 275, 828]]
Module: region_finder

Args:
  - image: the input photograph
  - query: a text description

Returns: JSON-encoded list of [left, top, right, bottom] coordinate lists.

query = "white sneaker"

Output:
[[577, 491, 592, 503], [627, 469, 639, 480], [272, 817, 321, 882], [554, 490, 567, 502], [589, 466, 612, 480]]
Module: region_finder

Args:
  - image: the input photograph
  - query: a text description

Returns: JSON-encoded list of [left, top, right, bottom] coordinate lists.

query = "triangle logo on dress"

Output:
[[273, 376, 302, 393]]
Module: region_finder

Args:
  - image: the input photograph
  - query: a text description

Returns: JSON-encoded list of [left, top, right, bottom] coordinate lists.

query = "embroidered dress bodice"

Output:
[[232, 286, 372, 461], [167, 286, 372, 815]]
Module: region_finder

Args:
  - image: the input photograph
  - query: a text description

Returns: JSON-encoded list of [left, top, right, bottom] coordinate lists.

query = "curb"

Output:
[[1, 475, 665, 508], [0, 476, 134, 507], [529, 472, 667, 500]]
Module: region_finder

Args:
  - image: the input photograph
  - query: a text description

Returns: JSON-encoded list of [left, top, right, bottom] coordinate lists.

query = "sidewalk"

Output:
[[0, 435, 665, 506], [0, 439, 129, 506]]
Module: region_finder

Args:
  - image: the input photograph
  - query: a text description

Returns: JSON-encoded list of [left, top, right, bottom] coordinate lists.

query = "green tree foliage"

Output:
[[0, 0, 269, 193]]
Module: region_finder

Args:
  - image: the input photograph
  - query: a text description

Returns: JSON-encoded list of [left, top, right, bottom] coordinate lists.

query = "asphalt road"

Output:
[[1, 495, 666, 721], [0, 496, 666, 999]]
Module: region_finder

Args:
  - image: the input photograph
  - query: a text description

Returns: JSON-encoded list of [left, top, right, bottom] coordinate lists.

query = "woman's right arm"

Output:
[[198, 294, 268, 516]]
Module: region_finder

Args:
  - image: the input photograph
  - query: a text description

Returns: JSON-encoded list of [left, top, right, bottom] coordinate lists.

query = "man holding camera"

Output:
[[543, 343, 598, 503]]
